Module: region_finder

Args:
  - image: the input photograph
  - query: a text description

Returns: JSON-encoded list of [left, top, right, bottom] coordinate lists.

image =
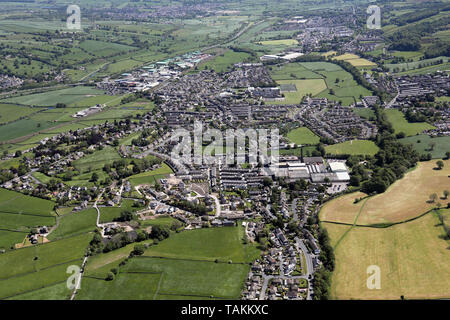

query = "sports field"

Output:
[[320, 160, 450, 226], [286, 127, 320, 145], [325, 140, 379, 156], [385, 109, 435, 136]]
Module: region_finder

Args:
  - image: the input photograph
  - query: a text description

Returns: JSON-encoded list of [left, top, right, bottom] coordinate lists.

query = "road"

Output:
[[209, 194, 220, 218], [94, 190, 104, 228], [295, 237, 314, 300]]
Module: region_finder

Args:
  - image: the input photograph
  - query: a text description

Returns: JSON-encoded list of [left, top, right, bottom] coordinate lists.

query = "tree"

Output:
[[444, 190, 449, 200], [436, 160, 444, 170], [106, 272, 115, 281], [132, 244, 145, 256], [429, 193, 437, 203], [90, 172, 99, 182]]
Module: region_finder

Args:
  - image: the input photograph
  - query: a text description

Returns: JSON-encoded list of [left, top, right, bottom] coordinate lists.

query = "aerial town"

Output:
[[0, 0, 449, 307]]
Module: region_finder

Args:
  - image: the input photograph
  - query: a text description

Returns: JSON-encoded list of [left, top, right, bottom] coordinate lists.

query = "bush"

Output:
[[106, 272, 115, 281]]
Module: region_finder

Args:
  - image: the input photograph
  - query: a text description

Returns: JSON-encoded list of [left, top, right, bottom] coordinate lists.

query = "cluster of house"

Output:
[[298, 103, 378, 144], [394, 73, 449, 103], [0, 74, 23, 90]]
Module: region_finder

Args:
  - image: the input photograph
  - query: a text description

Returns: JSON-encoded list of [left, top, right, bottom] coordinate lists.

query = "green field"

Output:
[[143, 225, 260, 263], [199, 49, 252, 73], [270, 79, 327, 105], [2, 86, 105, 107], [127, 163, 173, 187], [77, 224, 258, 300], [47, 208, 97, 241], [325, 140, 380, 156], [286, 127, 320, 146], [399, 134, 450, 159], [269, 61, 372, 105], [385, 109, 435, 136], [99, 199, 140, 223]]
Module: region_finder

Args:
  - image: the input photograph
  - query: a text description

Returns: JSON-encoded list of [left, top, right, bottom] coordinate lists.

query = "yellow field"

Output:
[[333, 53, 376, 67], [257, 39, 298, 46], [322, 51, 337, 57], [324, 212, 450, 299], [346, 58, 377, 67], [320, 160, 450, 225], [334, 53, 360, 60]]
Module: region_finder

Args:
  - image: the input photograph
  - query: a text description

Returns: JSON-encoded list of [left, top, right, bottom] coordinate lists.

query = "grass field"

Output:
[[268, 61, 371, 105], [270, 79, 327, 105], [399, 134, 450, 159], [47, 208, 97, 241], [323, 211, 450, 299], [320, 160, 450, 226], [334, 54, 377, 67], [77, 223, 259, 300], [385, 109, 435, 136], [199, 49, 252, 73], [2, 86, 105, 107], [286, 127, 320, 146], [127, 163, 173, 187], [325, 140, 379, 156], [143, 225, 260, 263]]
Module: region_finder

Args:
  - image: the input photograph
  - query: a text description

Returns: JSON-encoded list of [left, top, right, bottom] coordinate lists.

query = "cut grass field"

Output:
[[257, 39, 298, 46], [333, 53, 377, 67], [320, 160, 450, 226], [325, 140, 379, 156], [385, 109, 435, 136], [323, 211, 450, 299], [286, 127, 320, 146]]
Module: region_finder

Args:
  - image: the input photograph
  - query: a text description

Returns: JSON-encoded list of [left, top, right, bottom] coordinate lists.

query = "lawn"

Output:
[[320, 160, 450, 226], [399, 134, 450, 159], [325, 140, 379, 156], [324, 211, 450, 299], [286, 127, 320, 146], [385, 109, 435, 136]]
